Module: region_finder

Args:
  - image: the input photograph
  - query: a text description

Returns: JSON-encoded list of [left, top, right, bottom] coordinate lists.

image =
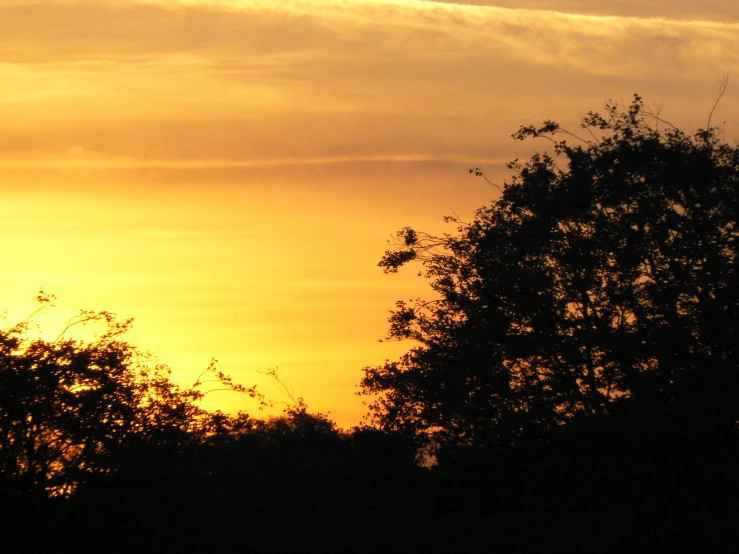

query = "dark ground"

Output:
[[2, 428, 736, 553]]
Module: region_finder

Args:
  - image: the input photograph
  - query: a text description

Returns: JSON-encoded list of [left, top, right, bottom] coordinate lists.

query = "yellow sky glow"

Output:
[[1, 0, 738, 424]]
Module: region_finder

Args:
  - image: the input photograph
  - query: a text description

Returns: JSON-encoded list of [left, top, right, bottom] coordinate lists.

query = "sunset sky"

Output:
[[1, 0, 738, 425]]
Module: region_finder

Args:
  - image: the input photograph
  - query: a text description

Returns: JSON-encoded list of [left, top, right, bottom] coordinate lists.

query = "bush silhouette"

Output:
[[0, 294, 257, 497]]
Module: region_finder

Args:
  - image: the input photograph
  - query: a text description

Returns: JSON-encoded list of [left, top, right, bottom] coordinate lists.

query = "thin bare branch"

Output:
[[707, 74, 729, 130]]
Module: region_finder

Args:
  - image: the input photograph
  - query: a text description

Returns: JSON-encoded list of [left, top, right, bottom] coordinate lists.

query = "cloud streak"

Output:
[[431, 0, 739, 22], [2, 0, 737, 167], [0, 147, 506, 169]]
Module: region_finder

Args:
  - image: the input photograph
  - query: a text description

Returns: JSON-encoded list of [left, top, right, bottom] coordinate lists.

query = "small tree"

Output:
[[0, 293, 259, 496], [361, 95, 738, 456]]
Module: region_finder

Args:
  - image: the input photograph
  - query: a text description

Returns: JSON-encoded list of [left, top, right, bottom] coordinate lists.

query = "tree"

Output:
[[0, 293, 259, 496], [360, 95, 738, 457]]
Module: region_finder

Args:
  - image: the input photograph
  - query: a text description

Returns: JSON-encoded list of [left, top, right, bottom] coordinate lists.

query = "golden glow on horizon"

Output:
[[1, 0, 738, 424]]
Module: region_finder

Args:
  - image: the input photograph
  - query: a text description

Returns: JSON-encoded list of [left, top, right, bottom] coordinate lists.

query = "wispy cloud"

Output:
[[429, 0, 739, 23], [2, 0, 737, 166], [0, 146, 506, 169]]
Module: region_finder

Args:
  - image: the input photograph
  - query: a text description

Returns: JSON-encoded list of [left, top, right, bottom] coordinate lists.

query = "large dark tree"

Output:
[[361, 95, 738, 455]]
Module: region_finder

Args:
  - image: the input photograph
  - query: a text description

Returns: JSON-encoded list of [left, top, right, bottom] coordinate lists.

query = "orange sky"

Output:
[[1, 0, 738, 425]]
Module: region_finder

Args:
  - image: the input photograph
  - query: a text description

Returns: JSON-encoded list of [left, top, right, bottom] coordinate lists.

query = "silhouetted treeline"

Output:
[[3, 414, 736, 552]]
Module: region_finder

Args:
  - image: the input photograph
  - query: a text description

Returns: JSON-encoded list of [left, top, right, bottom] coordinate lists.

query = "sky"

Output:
[[1, 0, 738, 425]]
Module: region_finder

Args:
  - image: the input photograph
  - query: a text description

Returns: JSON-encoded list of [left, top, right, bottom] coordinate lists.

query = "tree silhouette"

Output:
[[0, 293, 260, 497], [361, 95, 738, 457]]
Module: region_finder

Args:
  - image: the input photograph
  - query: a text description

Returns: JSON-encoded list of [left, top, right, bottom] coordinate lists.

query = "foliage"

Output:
[[0, 293, 259, 496], [361, 95, 739, 455]]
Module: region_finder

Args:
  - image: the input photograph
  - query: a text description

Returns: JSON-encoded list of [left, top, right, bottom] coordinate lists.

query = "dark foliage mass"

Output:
[[362, 95, 738, 460], [0, 293, 261, 497], [1, 96, 737, 552]]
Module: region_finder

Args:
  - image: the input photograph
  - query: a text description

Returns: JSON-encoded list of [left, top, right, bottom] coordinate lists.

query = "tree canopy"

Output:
[[361, 95, 739, 456], [0, 293, 260, 496]]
